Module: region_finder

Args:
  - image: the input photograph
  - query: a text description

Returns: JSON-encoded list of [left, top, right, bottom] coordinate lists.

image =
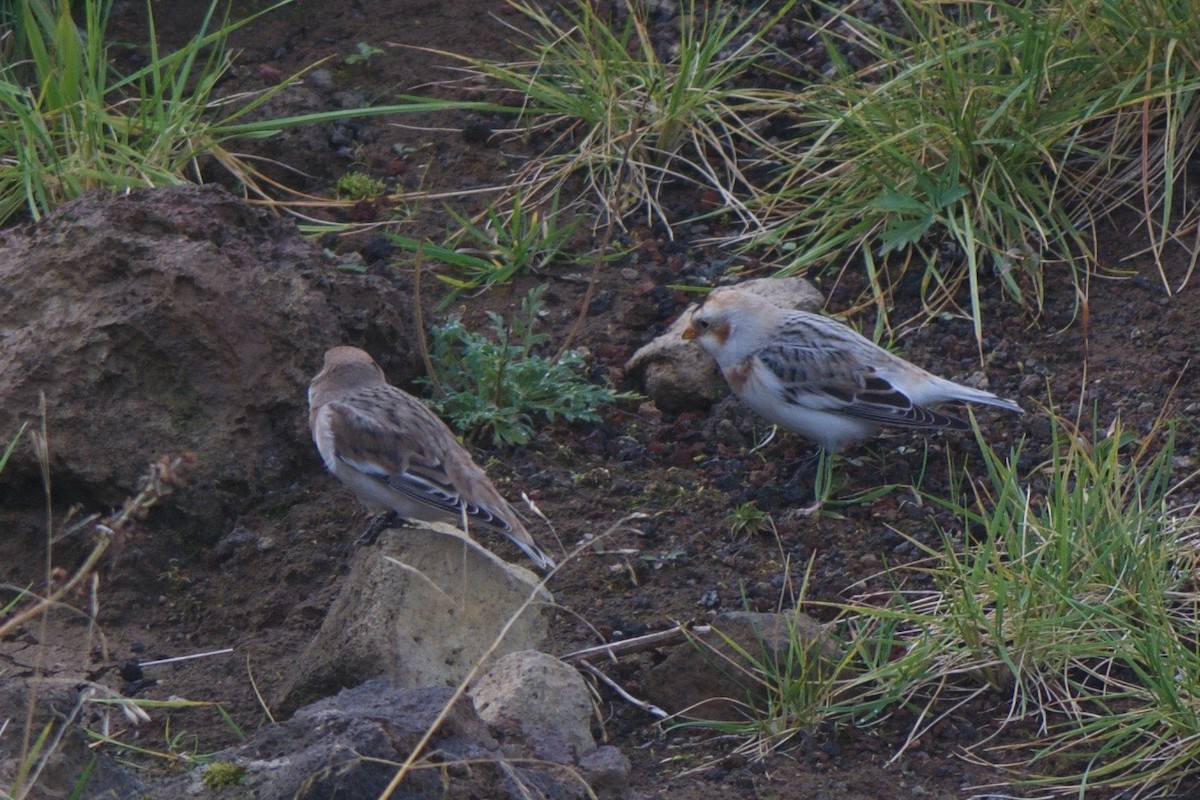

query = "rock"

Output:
[[625, 277, 823, 412], [143, 678, 619, 800], [0, 184, 417, 537], [728, 275, 825, 312], [0, 680, 147, 800], [147, 680, 497, 799], [471, 651, 595, 760], [640, 610, 845, 721], [277, 524, 554, 715], [624, 310, 727, 413], [578, 746, 633, 800]]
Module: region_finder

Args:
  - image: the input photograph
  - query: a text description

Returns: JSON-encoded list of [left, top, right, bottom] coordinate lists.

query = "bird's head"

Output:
[[682, 288, 778, 365], [309, 346, 387, 407]]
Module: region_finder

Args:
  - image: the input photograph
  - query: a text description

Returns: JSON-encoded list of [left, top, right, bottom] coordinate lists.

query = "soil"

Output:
[[3, 1, 1200, 798]]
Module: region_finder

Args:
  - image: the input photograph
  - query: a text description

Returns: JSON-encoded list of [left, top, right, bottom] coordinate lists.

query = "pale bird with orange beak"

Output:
[[309, 346, 555, 572], [682, 287, 1023, 453]]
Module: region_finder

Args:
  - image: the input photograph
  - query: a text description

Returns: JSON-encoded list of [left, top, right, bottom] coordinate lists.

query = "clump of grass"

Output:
[[686, 408, 1200, 798], [756, 0, 1200, 341], [669, 558, 863, 758], [0, 0, 289, 224], [0, 0, 514, 227], [822, 416, 1200, 796], [445, 0, 796, 230], [334, 170, 386, 200], [724, 501, 772, 537], [421, 285, 632, 446]]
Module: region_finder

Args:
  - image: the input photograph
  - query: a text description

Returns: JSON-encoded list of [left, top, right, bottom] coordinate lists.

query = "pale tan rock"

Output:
[[277, 524, 553, 714], [471, 650, 595, 759], [625, 277, 824, 413]]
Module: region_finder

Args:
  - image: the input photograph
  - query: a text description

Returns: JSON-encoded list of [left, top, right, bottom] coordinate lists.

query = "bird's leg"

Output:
[[781, 448, 824, 480], [783, 448, 836, 519], [356, 511, 401, 547]]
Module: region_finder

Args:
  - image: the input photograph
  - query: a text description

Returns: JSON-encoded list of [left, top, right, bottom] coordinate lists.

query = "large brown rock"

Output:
[[0, 184, 417, 537]]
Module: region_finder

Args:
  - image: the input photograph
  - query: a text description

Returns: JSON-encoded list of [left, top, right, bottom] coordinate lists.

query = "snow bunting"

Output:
[[308, 346, 555, 571], [682, 287, 1023, 452]]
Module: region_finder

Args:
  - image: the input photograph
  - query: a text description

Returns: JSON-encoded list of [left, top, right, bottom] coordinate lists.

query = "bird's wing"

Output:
[[755, 343, 968, 430], [322, 397, 515, 531]]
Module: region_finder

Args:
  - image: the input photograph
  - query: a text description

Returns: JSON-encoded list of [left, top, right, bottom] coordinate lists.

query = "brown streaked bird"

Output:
[[308, 346, 555, 572], [682, 287, 1023, 453]]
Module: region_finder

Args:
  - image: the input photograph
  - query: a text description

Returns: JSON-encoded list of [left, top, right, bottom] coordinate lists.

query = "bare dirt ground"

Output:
[[3, 0, 1199, 798]]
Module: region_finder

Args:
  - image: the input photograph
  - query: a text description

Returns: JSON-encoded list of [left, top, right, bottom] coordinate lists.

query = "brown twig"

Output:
[[412, 244, 442, 396], [560, 621, 706, 664], [552, 107, 638, 362]]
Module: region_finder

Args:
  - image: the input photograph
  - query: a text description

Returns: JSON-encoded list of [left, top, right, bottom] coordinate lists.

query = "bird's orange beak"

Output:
[[682, 322, 697, 340]]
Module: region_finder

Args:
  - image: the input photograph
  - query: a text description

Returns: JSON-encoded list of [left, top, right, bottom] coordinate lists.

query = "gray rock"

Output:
[[0, 184, 417, 538], [147, 678, 626, 800], [277, 524, 554, 714], [307, 68, 334, 89], [148, 680, 500, 799], [730, 275, 825, 312], [640, 610, 845, 721], [577, 745, 633, 800], [625, 277, 823, 413], [471, 650, 595, 760]]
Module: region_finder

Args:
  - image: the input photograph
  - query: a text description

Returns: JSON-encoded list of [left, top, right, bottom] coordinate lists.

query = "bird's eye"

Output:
[[696, 319, 710, 330]]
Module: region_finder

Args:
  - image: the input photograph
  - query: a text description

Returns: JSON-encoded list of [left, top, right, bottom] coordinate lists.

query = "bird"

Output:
[[308, 346, 555, 572], [682, 287, 1023, 453]]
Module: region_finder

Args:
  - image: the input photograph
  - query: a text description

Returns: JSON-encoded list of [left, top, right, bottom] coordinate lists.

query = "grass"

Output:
[[440, 0, 796, 231], [753, 0, 1200, 340], [700, 411, 1200, 796], [389, 188, 584, 299], [724, 501, 773, 537], [429, 0, 1200, 340], [668, 556, 864, 759], [0, 0, 516, 227]]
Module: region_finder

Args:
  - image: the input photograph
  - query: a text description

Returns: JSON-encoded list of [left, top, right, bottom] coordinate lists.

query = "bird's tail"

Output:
[[508, 531, 556, 573], [938, 378, 1024, 415]]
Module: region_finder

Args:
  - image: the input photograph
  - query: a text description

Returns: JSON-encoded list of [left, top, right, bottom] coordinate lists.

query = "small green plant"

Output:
[[202, 760, 246, 789], [725, 501, 772, 537], [389, 189, 582, 299], [422, 285, 631, 446], [334, 170, 386, 200], [344, 41, 384, 65]]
